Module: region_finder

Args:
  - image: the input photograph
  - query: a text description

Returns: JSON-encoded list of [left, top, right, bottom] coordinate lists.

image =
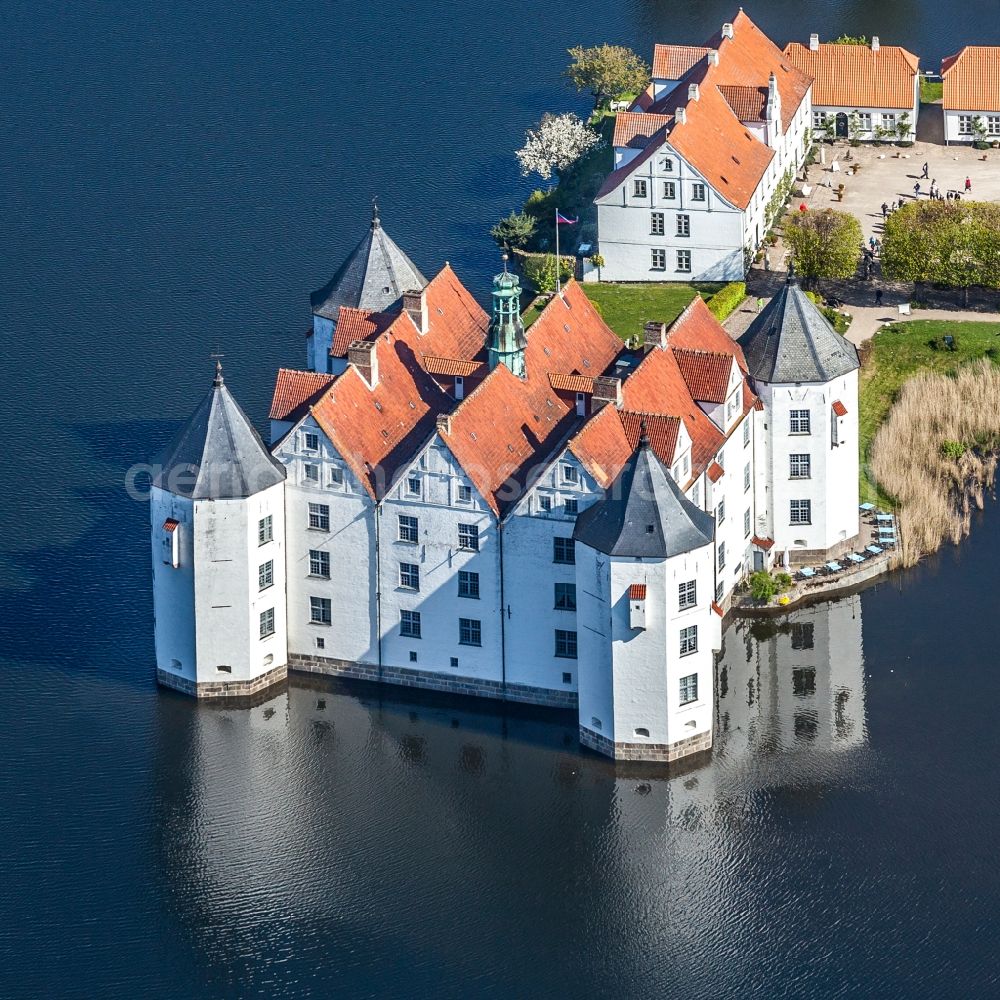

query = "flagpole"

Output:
[[555, 206, 561, 295]]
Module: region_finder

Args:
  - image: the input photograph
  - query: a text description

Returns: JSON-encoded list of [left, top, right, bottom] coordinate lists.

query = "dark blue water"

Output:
[[2, 2, 999, 997]]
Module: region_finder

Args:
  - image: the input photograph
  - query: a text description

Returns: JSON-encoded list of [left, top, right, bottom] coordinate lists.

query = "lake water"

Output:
[[2, 1, 999, 996]]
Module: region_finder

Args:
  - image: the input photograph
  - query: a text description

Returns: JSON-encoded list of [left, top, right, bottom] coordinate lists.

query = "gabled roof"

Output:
[[612, 111, 674, 148], [941, 46, 1000, 112], [737, 280, 860, 384], [718, 84, 767, 122], [310, 210, 427, 320], [423, 356, 485, 377], [331, 307, 395, 358], [672, 348, 734, 403], [269, 368, 336, 422], [652, 44, 711, 80], [784, 41, 919, 110], [574, 438, 715, 559], [154, 366, 286, 499]]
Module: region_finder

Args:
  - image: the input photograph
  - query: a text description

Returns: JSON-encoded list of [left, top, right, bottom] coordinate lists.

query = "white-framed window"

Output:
[[676, 214, 690, 237], [400, 610, 421, 638], [555, 629, 578, 659], [309, 549, 330, 578], [258, 514, 273, 545], [690, 482, 701, 507], [812, 111, 825, 129], [538, 495, 551, 512], [258, 560, 273, 591], [304, 432, 319, 451], [679, 579, 697, 610], [651, 211, 665, 235], [399, 562, 420, 590], [881, 113, 897, 130], [554, 582, 577, 611], [454, 375, 465, 400], [692, 182, 706, 201], [989, 117, 1000, 135], [679, 626, 698, 657], [651, 248, 667, 270], [398, 514, 419, 542], [304, 463, 319, 483], [676, 249, 692, 272], [858, 112, 872, 131], [553, 537, 575, 564], [716, 499, 726, 524], [458, 570, 480, 599], [790, 454, 811, 479], [744, 508, 752, 537], [310, 596, 332, 625], [458, 523, 479, 551], [661, 157, 674, 172], [663, 180, 676, 199], [407, 475, 421, 496], [565, 497, 578, 515], [459, 618, 482, 646], [717, 541, 726, 570], [329, 465, 343, 486], [744, 462, 751, 492], [743, 419, 751, 446], [259, 608, 275, 639], [457, 484, 472, 503], [790, 409, 811, 434], [726, 393, 738, 421], [562, 463, 578, 484], [790, 499, 812, 524], [959, 115, 974, 134], [682, 452, 690, 476], [633, 179, 648, 197], [308, 503, 329, 530], [679, 671, 698, 703]]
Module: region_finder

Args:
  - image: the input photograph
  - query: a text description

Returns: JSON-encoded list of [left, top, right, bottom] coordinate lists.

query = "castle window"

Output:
[[650, 211, 665, 235], [634, 727, 650, 738], [790, 454, 811, 479], [678, 580, 697, 610], [562, 672, 572, 684], [790, 500, 812, 525], [676, 249, 692, 272], [310, 596, 332, 625], [258, 560, 273, 591], [717, 542, 726, 570], [562, 464, 578, 484], [743, 420, 751, 446], [565, 498, 578, 516], [553, 537, 575, 564], [680, 625, 698, 657], [676, 214, 690, 237], [304, 432, 319, 451], [407, 476, 421, 496], [633, 179, 648, 197], [651, 249, 666, 270], [555, 629, 578, 659], [661, 157, 673, 172], [744, 508, 751, 538], [399, 562, 420, 591], [692, 182, 706, 201], [716, 499, 725, 524], [554, 582, 577, 611], [304, 463, 319, 483], [398, 514, 419, 542], [591, 716, 602, 730], [459, 618, 482, 646], [744, 462, 751, 492], [263, 654, 273, 667], [316, 637, 325, 649], [450, 657, 459, 667], [663, 180, 676, 199], [217, 664, 232, 674], [790, 409, 811, 434], [309, 549, 330, 578], [409, 651, 418, 662], [258, 515, 273, 545], [329, 465, 343, 486], [690, 482, 701, 507], [308, 503, 329, 530], [458, 523, 479, 551], [539, 495, 551, 513], [679, 671, 698, 703], [457, 485, 472, 503], [259, 608, 275, 639], [400, 610, 421, 638], [458, 570, 480, 599]]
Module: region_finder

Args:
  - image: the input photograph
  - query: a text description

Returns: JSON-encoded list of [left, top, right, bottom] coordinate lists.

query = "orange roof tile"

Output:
[[707, 461, 725, 483], [718, 84, 767, 122], [423, 356, 485, 377], [752, 535, 775, 550], [570, 407, 681, 490], [628, 583, 647, 600], [269, 368, 336, 422], [331, 307, 394, 357], [784, 42, 919, 110], [672, 348, 734, 404], [612, 111, 674, 148], [941, 46, 1000, 111], [652, 44, 710, 80], [832, 399, 848, 417], [549, 373, 595, 393]]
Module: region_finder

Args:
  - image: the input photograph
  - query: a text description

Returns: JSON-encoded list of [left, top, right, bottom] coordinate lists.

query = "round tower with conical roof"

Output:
[[150, 363, 288, 697], [572, 434, 719, 762]]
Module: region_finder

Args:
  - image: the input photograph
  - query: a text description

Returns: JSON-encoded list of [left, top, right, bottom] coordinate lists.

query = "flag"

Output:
[[555, 212, 578, 225]]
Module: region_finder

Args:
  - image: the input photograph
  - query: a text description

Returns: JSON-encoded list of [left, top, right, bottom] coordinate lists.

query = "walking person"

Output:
[[921, 162, 929, 178], [965, 175, 972, 192], [875, 288, 883, 307], [914, 181, 921, 198], [881, 201, 889, 218]]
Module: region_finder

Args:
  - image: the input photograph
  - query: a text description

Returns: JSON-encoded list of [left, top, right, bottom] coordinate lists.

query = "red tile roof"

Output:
[[707, 462, 725, 483], [672, 348, 734, 404], [752, 535, 775, 550], [832, 399, 848, 417], [718, 84, 767, 122], [628, 583, 647, 600], [612, 111, 674, 148], [269, 368, 337, 422], [941, 46, 1000, 111], [332, 307, 394, 358], [652, 44, 710, 80], [423, 356, 485, 377], [784, 42, 919, 110], [549, 373, 595, 393], [163, 518, 180, 532]]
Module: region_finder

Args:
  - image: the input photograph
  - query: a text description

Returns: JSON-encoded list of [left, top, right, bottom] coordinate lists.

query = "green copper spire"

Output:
[[487, 254, 527, 378]]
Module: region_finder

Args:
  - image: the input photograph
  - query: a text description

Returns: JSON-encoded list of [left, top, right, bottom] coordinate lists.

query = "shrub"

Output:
[[516, 251, 574, 293], [490, 211, 537, 250], [775, 572, 793, 592], [706, 281, 746, 320], [749, 571, 778, 602], [940, 439, 966, 460]]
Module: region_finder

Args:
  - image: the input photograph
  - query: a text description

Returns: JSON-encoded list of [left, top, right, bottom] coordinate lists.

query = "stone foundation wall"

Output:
[[580, 725, 712, 763], [287, 652, 578, 710], [156, 662, 288, 699]]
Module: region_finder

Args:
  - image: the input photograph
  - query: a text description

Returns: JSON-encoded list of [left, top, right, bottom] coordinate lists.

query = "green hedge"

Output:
[[706, 281, 746, 321], [515, 251, 575, 294]]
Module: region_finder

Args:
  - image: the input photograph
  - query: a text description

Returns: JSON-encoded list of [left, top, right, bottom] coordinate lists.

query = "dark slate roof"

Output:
[[737, 281, 859, 384], [153, 366, 286, 499], [574, 439, 715, 558], [310, 210, 427, 320]]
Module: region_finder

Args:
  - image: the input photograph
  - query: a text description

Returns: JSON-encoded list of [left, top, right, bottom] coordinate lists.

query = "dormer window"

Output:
[[407, 475, 421, 496], [661, 158, 673, 172], [562, 464, 578, 484], [304, 464, 319, 483], [304, 432, 319, 451], [454, 375, 464, 400]]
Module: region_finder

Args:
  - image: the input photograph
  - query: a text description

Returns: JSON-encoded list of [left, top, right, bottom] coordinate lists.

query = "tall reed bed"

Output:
[[870, 360, 1000, 566]]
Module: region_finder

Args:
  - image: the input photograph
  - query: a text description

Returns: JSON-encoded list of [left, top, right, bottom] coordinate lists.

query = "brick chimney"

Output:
[[707, 49, 719, 66], [721, 22, 734, 39], [403, 288, 428, 334], [871, 36, 880, 52], [348, 340, 379, 388], [809, 33, 820, 51], [591, 376, 622, 411], [675, 106, 686, 124], [688, 83, 700, 101], [644, 321, 668, 350]]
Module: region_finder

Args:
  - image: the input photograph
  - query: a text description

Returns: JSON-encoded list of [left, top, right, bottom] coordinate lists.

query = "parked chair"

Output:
[[866, 544, 883, 555], [847, 553, 865, 564], [825, 561, 843, 573], [798, 567, 817, 579]]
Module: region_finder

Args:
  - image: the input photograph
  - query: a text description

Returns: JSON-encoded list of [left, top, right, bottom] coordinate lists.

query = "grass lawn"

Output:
[[859, 318, 1000, 503], [581, 282, 723, 340], [919, 78, 943, 103]]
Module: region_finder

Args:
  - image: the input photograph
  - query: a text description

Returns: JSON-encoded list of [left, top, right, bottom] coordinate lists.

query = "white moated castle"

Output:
[[151, 210, 859, 762]]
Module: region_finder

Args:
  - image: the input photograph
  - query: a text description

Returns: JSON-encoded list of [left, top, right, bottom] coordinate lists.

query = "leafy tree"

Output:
[[515, 112, 603, 182], [896, 112, 912, 142], [490, 211, 537, 250], [848, 110, 864, 145], [832, 34, 868, 45], [565, 44, 649, 106], [971, 115, 989, 148], [785, 208, 863, 280], [815, 113, 834, 142]]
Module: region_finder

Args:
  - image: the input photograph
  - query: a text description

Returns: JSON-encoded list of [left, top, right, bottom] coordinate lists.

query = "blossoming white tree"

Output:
[[515, 113, 603, 181]]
